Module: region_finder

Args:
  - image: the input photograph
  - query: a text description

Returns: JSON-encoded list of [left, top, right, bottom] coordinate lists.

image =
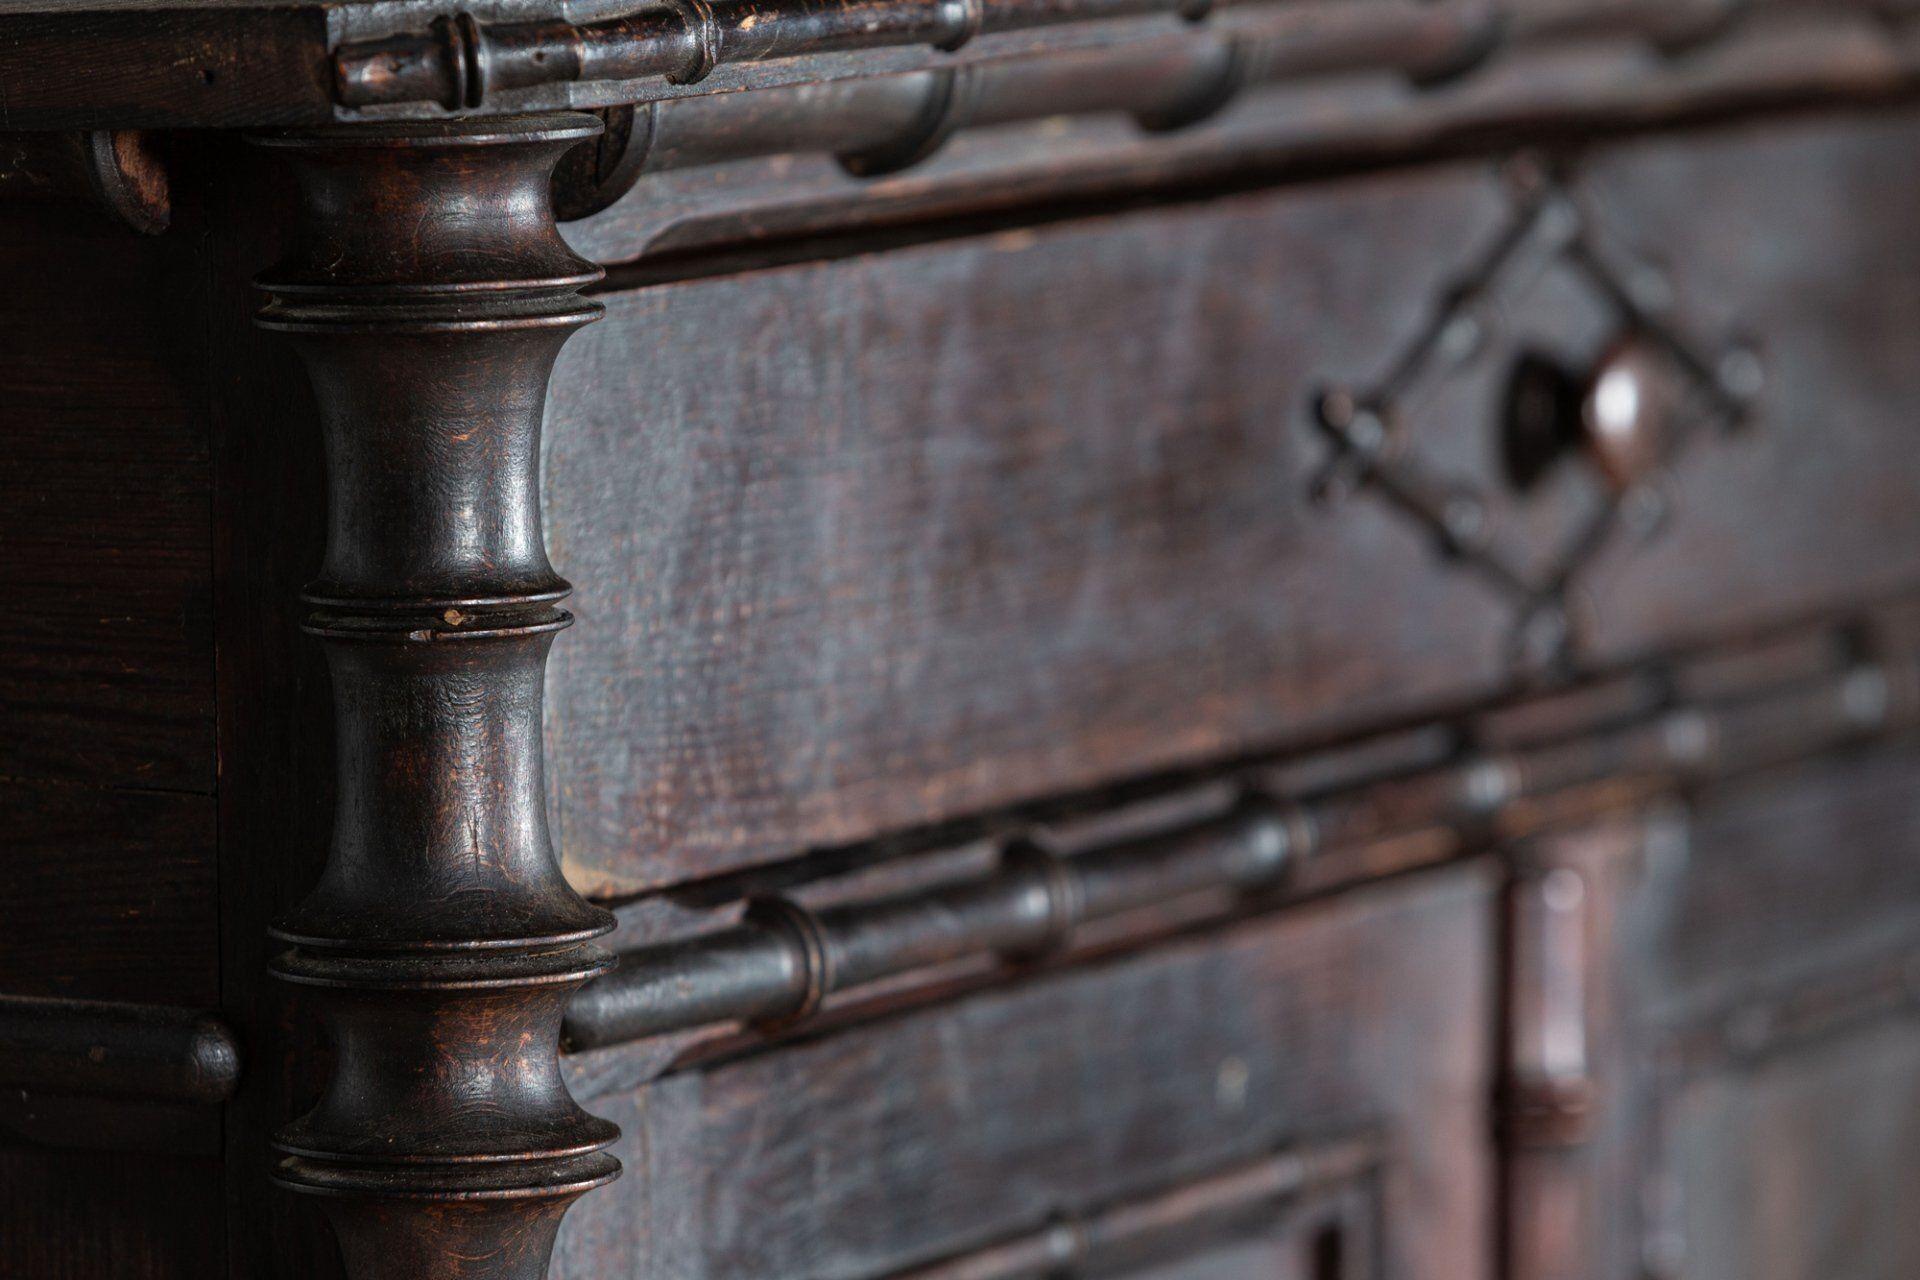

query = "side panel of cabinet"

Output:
[[0, 195, 224, 1280]]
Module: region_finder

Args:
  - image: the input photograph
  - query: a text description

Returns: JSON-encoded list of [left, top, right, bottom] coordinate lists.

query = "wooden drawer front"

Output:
[[545, 112, 1920, 896], [552, 867, 1492, 1279]]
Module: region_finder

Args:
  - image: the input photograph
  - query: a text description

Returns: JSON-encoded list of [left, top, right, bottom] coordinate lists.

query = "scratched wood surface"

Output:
[[553, 866, 1494, 1279], [544, 112, 1920, 897], [1633, 750, 1920, 1280]]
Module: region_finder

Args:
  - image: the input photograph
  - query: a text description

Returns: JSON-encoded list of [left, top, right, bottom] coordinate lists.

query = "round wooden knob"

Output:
[[1501, 335, 1685, 493], [1581, 336, 1683, 490]]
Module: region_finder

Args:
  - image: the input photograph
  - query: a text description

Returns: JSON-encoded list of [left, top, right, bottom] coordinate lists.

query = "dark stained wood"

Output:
[[0, 203, 213, 794], [885, 1139, 1381, 1279], [560, 17, 1920, 265], [0, 3, 334, 129], [0, 785, 231, 1153], [563, 612, 1913, 1059], [0, 779, 216, 1007], [193, 127, 345, 1280], [1652, 747, 1920, 1000], [1658, 1021, 1920, 1280], [544, 164, 1515, 895], [0, 130, 171, 233], [544, 113, 1920, 896], [248, 115, 623, 1280], [325, 0, 1776, 115], [555, 867, 1492, 1279], [9, 1, 1920, 1273], [0, 1148, 225, 1280], [0, 995, 239, 1104], [0, 0, 1904, 130], [0, 163, 229, 1268]]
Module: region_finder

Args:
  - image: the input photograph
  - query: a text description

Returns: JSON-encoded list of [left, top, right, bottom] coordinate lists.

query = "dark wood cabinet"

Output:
[[4, 2, 1920, 1276]]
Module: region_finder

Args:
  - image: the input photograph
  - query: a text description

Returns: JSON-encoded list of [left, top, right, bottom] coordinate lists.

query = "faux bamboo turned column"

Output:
[[252, 115, 619, 1279]]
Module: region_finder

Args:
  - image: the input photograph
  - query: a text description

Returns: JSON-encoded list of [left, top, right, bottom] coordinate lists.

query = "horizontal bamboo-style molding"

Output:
[[2, 624, 1904, 1106], [884, 1135, 1380, 1278], [552, 0, 1920, 249], [0, 995, 241, 1105], [613, 0, 1918, 178], [336, 0, 1900, 113], [562, 617, 1919, 1054]]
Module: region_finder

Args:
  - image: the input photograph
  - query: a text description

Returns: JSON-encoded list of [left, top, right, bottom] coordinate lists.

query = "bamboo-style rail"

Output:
[[336, 0, 1907, 114], [0, 995, 240, 1105], [567, 0, 1920, 186], [562, 616, 1919, 1053]]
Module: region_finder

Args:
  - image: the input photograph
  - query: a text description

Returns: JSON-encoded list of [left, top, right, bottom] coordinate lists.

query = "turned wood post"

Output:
[[252, 114, 618, 1279]]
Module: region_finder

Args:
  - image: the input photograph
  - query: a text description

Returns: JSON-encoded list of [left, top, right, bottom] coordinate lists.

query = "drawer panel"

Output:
[[545, 112, 1920, 895], [0, 780, 217, 1006], [552, 866, 1494, 1279]]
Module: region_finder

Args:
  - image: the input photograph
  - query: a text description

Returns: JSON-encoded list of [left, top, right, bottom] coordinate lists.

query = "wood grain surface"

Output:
[[545, 113, 1920, 896], [0, 204, 212, 794], [553, 866, 1494, 1279]]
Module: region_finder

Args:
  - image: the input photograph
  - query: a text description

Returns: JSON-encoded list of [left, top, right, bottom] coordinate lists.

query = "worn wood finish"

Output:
[[885, 1139, 1381, 1279], [6, 0, 1920, 1272], [328, 0, 1796, 114], [248, 115, 621, 1279], [554, 867, 1493, 1279], [543, 113, 1920, 896]]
